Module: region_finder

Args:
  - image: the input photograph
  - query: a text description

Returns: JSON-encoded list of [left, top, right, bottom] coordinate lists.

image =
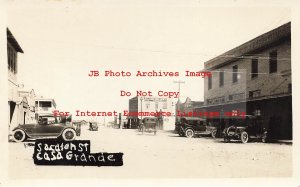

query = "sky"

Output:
[[5, 1, 291, 121]]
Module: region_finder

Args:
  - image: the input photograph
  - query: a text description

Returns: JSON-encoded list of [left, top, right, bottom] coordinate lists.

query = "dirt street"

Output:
[[8, 125, 292, 179]]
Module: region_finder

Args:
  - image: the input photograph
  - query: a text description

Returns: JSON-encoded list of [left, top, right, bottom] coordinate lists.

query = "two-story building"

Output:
[[7, 28, 24, 130], [200, 22, 292, 139]]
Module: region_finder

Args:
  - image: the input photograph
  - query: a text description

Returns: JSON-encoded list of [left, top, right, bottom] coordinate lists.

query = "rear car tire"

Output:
[[185, 129, 194, 138], [62, 129, 76, 141], [13, 129, 27, 142], [211, 130, 217, 138], [240, 131, 249, 143]]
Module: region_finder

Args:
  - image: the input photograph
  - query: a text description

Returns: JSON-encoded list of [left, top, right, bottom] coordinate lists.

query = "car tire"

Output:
[[62, 129, 76, 141], [13, 129, 27, 142], [185, 129, 194, 138], [240, 131, 249, 143], [211, 130, 217, 138]]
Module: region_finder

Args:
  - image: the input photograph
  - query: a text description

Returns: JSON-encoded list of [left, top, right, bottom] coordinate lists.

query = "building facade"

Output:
[[127, 96, 176, 130], [7, 28, 24, 130], [200, 22, 292, 139]]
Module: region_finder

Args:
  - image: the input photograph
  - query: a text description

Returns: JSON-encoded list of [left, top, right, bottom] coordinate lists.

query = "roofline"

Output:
[[7, 28, 24, 53], [204, 22, 291, 70]]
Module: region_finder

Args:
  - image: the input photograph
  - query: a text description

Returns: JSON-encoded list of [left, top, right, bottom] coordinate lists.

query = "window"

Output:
[[208, 76, 212, 90], [232, 65, 238, 83], [219, 71, 224, 87], [251, 58, 258, 78], [39, 101, 52, 107], [269, 50, 277, 73], [7, 46, 17, 74]]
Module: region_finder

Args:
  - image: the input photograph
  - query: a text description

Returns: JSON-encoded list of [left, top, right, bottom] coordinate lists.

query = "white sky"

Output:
[[6, 1, 291, 121]]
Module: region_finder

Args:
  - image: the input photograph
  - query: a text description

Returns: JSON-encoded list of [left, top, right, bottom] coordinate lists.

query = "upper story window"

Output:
[[7, 45, 17, 74], [208, 76, 212, 90], [232, 65, 238, 83], [219, 71, 224, 87], [251, 58, 258, 79], [269, 50, 277, 73]]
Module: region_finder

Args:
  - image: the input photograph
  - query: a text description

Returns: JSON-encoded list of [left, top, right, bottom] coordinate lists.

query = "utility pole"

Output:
[[173, 80, 185, 122], [173, 80, 185, 100]]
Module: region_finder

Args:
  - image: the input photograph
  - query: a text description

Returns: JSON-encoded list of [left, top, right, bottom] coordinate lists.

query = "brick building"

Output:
[[199, 22, 292, 139]]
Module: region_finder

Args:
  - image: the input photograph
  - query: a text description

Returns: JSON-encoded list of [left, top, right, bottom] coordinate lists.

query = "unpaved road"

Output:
[[8, 125, 292, 179]]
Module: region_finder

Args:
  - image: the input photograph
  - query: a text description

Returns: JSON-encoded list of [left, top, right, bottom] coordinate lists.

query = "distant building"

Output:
[[200, 22, 292, 139], [176, 97, 204, 114], [7, 28, 24, 130], [17, 89, 37, 125], [127, 96, 176, 130], [35, 98, 57, 119]]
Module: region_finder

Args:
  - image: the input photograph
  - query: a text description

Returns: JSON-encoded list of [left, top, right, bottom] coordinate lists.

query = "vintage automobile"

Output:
[[140, 117, 157, 135], [222, 115, 267, 143], [175, 117, 217, 138], [89, 122, 98, 131], [12, 114, 80, 142]]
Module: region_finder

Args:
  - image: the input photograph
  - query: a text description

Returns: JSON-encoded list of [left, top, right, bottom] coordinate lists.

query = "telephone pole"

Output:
[[173, 80, 185, 100], [173, 80, 185, 122]]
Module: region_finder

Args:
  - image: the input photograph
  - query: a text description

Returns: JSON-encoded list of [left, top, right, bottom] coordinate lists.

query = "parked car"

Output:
[[89, 122, 98, 131], [12, 114, 80, 142], [222, 115, 267, 143], [175, 117, 217, 138]]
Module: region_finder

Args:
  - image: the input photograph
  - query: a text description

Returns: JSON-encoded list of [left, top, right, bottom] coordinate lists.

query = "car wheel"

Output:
[[62, 129, 76, 141], [185, 129, 194, 138], [211, 130, 217, 138], [240, 131, 249, 143], [13, 129, 27, 142], [262, 131, 268, 143]]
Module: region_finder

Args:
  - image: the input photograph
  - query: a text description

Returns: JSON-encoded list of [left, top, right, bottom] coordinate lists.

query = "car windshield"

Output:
[[39, 116, 61, 125]]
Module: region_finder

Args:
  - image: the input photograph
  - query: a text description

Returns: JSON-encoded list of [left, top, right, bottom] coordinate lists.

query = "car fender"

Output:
[[12, 127, 31, 138]]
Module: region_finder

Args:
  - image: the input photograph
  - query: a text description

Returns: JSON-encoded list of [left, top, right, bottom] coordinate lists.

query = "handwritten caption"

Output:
[[33, 139, 123, 166]]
